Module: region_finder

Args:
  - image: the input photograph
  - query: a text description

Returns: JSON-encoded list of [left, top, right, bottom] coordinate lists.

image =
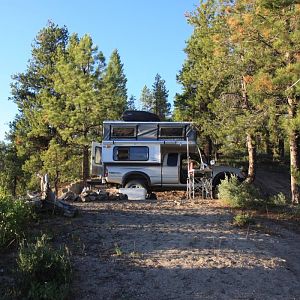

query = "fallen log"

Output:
[[26, 174, 78, 217]]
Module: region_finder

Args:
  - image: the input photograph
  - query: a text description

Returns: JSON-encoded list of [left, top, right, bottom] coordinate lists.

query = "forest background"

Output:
[[1, 0, 300, 203]]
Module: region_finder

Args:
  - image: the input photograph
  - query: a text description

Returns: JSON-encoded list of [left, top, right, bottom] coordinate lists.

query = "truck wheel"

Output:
[[125, 180, 148, 190], [212, 185, 220, 199]]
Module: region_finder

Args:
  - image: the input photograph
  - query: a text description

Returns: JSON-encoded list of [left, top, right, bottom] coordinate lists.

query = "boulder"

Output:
[[68, 181, 84, 194]]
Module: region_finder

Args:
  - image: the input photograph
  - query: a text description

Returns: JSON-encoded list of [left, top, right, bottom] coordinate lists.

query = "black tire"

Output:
[[125, 179, 148, 190], [212, 185, 220, 199]]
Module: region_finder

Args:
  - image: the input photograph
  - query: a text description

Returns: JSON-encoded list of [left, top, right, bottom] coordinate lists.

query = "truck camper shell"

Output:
[[103, 121, 197, 143], [91, 117, 244, 196]]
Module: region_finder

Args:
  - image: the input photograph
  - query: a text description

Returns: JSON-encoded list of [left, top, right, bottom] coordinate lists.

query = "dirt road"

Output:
[[44, 198, 300, 300]]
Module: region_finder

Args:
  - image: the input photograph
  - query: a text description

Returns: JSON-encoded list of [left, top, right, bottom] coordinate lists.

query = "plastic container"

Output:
[[118, 188, 147, 200]]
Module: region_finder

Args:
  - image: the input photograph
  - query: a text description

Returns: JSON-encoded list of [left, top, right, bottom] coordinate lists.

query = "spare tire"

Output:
[[122, 110, 160, 122]]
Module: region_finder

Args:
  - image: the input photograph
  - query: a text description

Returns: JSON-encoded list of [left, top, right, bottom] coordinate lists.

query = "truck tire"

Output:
[[125, 179, 148, 190]]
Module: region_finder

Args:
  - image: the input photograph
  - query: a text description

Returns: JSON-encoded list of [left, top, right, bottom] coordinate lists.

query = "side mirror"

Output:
[[210, 160, 215, 166]]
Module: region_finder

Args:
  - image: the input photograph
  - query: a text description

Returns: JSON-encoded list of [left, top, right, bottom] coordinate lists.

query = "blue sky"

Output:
[[0, 0, 198, 141]]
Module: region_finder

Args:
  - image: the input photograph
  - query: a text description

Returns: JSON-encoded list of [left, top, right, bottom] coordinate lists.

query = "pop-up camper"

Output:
[[91, 111, 244, 196]]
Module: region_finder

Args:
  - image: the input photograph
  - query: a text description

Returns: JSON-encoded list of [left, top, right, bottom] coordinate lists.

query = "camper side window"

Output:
[[159, 127, 185, 138], [111, 127, 136, 138], [113, 146, 149, 161]]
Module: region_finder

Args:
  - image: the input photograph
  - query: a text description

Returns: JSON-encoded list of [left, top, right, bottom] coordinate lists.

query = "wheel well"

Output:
[[212, 172, 232, 188], [122, 172, 151, 187]]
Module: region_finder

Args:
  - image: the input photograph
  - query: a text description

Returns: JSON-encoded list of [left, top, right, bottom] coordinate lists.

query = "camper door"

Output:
[[91, 142, 103, 176]]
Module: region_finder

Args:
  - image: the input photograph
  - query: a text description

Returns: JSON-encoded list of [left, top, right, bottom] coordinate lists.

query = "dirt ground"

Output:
[[1, 167, 299, 300], [28, 194, 299, 300]]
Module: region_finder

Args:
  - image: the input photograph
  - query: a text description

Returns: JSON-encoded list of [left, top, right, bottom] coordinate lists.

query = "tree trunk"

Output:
[[265, 130, 273, 158], [246, 132, 256, 183], [288, 97, 299, 204], [82, 145, 89, 186], [241, 76, 256, 183], [278, 138, 285, 161]]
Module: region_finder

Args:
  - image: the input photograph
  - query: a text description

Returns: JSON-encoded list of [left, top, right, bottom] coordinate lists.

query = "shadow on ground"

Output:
[[37, 200, 300, 300]]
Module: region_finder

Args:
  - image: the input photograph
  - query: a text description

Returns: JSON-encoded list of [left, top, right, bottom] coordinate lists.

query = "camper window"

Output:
[[113, 146, 149, 161], [159, 127, 185, 138], [111, 127, 136, 138]]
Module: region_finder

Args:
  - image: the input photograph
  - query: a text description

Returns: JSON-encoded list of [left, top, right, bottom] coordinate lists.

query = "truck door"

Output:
[[91, 142, 103, 176], [162, 153, 179, 184]]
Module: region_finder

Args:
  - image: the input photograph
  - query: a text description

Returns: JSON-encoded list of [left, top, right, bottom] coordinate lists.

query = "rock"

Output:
[[97, 191, 109, 201], [109, 193, 128, 201], [79, 188, 109, 202], [68, 181, 84, 194], [89, 195, 96, 201], [60, 191, 78, 202]]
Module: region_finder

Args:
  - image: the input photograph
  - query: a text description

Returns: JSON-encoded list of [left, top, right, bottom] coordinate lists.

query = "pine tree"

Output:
[[45, 34, 106, 184], [175, 0, 227, 160], [177, 0, 272, 180], [101, 49, 128, 119], [253, 0, 300, 203], [9, 23, 130, 188], [180, 0, 300, 200], [10, 21, 69, 188], [127, 95, 137, 110], [226, 0, 300, 201], [0, 142, 25, 196], [140, 85, 154, 111], [152, 74, 171, 120], [214, 0, 266, 182]]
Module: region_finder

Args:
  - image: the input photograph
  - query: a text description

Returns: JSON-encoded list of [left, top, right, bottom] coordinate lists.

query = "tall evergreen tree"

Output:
[[127, 95, 137, 110], [179, 0, 300, 201], [10, 21, 69, 188], [0, 142, 25, 196], [253, 0, 300, 203], [212, 0, 268, 183], [152, 74, 171, 120], [140, 85, 154, 111], [174, 0, 228, 160], [224, 0, 300, 200], [101, 49, 128, 119], [45, 34, 106, 184]]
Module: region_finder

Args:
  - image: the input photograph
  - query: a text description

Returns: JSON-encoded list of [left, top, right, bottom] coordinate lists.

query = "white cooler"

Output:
[[118, 188, 147, 200]]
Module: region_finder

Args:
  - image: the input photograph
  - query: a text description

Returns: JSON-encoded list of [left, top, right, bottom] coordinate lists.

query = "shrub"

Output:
[[114, 243, 123, 256], [218, 176, 263, 208], [17, 234, 72, 300], [233, 213, 254, 227], [268, 192, 287, 206], [0, 195, 34, 249]]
